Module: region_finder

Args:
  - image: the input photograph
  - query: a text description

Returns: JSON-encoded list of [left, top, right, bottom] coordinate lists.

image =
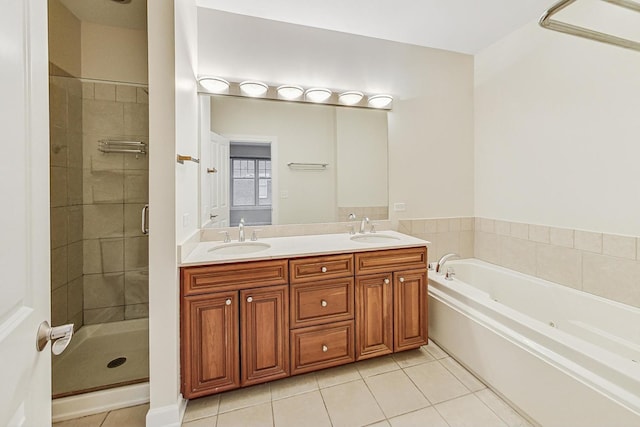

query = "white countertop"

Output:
[[180, 230, 429, 266]]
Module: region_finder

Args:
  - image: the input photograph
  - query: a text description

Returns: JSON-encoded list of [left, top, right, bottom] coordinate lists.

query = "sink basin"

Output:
[[350, 234, 401, 244], [208, 242, 271, 255]]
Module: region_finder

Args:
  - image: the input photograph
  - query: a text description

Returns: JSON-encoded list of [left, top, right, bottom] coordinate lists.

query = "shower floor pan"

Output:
[[53, 318, 149, 398]]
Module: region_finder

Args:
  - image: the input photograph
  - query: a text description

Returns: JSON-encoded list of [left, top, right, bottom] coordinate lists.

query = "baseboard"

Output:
[[146, 395, 187, 427], [52, 382, 150, 422]]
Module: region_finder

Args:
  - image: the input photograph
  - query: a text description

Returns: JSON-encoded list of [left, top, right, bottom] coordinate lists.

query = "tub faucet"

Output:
[[436, 253, 460, 273], [359, 217, 369, 234], [238, 218, 245, 242]]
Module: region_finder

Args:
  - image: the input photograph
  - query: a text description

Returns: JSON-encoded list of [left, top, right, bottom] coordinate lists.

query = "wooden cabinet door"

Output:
[[356, 273, 393, 360], [394, 269, 428, 352], [182, 291, 239, 398], [241, 285, 290, 386]]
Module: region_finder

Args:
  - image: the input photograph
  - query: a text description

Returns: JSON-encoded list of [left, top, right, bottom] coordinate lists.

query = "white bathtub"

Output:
[[428, 258, 640, 427]]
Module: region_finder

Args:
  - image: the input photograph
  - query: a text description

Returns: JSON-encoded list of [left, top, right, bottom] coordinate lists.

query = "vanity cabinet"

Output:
[[355, 248, 428, 360], [180, 245, 427, 399]]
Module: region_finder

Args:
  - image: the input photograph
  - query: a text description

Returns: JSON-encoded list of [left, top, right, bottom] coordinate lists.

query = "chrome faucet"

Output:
[[238, 218, 245, 242], [359, 217, 369, 234], [436, 253, 460, 273]]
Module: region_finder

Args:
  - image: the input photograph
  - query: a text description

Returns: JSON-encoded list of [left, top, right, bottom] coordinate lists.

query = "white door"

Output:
[[205, 133, 230, 228], [0, 0, 52, 425]]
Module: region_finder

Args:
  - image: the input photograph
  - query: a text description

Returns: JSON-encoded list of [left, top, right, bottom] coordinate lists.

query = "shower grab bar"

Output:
[[287, 162, 328, 170], [98, 139, 147, 155], [539, 0, 640, 52]]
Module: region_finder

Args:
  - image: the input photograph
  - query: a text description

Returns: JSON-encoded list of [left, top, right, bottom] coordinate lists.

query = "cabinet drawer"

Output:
[[290, 321, 355, 375], [289, 254, 354, 283], [290, 278, 354, 328], [355, 247, 427, 276], [182, 260, 288, 296]]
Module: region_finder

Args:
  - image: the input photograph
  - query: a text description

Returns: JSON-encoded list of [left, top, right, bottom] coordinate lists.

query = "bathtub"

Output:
[[428, 258, 640, 427]]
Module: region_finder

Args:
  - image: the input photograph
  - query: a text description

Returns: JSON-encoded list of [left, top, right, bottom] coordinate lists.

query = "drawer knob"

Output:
[[225, 299, 232, 306], [321, 266, 328, 273], [399, 277, 405, 283], [384, 278, 390, 285], [246, 296, 253, 303], [322, 345, 328, 352], [321, 300, 328, 307]]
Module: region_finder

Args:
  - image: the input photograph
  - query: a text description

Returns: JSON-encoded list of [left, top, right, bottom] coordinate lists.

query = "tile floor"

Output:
[[55, 340, 533, 427]]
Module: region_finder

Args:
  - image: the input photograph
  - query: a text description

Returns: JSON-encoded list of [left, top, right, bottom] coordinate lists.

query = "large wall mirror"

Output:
[[198, 94, 389, 228]]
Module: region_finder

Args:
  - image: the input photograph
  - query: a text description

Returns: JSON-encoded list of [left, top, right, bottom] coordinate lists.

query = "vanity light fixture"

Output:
[[198, 76, 230, 93], [239, 81, 268, 97], [338, 91, 364, 106], [305, 87, 332, 103], [368, 94, 393, 109], [277, 85, 304, 100]]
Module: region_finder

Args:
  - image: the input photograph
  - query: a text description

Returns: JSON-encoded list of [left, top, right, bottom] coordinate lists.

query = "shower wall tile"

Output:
[[67, 205, 84, 243], [602, 234, 636, 260], [50, 207, 68, 249], [83, 204, 124, 239], [84, 306, 125, 325], [125, 270, 149, 304], [82, 82, 94, 99], [67, 131, 83, 169], [67, 277, 84, 319], [83, 273, 125, 309], [94, 83, 116, 101], [51, 246, 68, 290], [574, 230, 602, 254], [50, 166, 68, 207], [116, 85, 137, 103], [67, 167, 83, 206], [124, 237, 149, 271], [69, 312, 83, 332], [136, 87, 148, 104], [124, 203, 146, 237], [83, 169, 125, 204], [51, 286, 68, 327], [83, 100, 124, 134], [124, 103, 149, 136], [68, 91, 83, 133], [582, 253, 640, 307], [49, 80, 68, 129], [83, 238, 124, 274], [67, 241, 84, 281], [125, 303, 148, 320], [50, 127, 68, 167], [124, 170, 149, 203]]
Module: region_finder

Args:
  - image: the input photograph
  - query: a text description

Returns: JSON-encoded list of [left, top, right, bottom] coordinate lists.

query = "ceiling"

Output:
[[59, 0, 147, 30], [196, 0, 556, 54]]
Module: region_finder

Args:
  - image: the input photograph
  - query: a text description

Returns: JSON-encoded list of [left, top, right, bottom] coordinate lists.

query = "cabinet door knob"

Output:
[[321, 266, 328, 273], [322, 345, 328, 352], [321, 300, 328, 307], [225, 299, 232, 306], [246, 296, 253, 303], [384, 278, 390, 285], [399, 277, 405, 283]]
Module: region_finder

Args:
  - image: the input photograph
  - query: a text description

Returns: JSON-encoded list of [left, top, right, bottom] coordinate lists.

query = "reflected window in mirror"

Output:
[[229, 142, 272, 227]]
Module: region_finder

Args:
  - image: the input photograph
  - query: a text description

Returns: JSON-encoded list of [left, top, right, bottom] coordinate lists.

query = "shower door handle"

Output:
[[141, 204, 149, 235]]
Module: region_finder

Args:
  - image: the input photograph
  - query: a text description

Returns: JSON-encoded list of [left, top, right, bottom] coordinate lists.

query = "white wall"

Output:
[[81, 21, 148, 84], [475, 15, 640, 236], [197, 9, 475, 222]]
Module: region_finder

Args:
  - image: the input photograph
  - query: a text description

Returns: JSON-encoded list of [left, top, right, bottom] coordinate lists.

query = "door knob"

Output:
[[36, 321, 74, 355]]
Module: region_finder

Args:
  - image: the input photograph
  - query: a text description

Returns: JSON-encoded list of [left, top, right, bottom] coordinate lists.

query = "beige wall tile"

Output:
[[574, 230, 602, 253], [68, 91, 82, 133], [437, 219, 450, 233], [124, 236, 149, 271], [448, 218, 461, 232], [638, 238, 640, 260], [49, 81, 68, 129], [83, 272, 125, 309], [50, 167, 68, 208], [51, 246, 68, 290], [582, 253, 640, 308], [50, 127, 68, 168], [494, 220, 510, 236], [549, 227, 574, 248], [124, 103, 149, 136], [68, 310, 83, 331], [84, 306, 124, 324], [51, 285, 68, 326], [125, 270, 149, 304], [424, 219, 438, 233], [67, 205, 83, 243], [82, 100, 124, 134], [83, 238, 124, 274], [50, 207, 68, 249], [83, 169, 124, 204], [498, 235, 536, 276], [602, 233, 636, 260], [474, 217, 482, 231], [474, 231, 500, 265], [83, 204, 124, 239], [410, 220, 426, 234], [116, 85, 137, 103], [67, 277, 83, 318], [509, 222, 529, 240], [67, 241, 83, 281], [436, 232, 460, 260], [82, 81, 94, 99], [124, 203, 147, 237], [124, 303, 148, 320], [136, 87, 148, 104], [535, 244, 582, 290], [67, 131, 83, 169], [528, 224, 550, 243], [397, 220, 411, 234], [480, 218, 495, 233], [124, 170, 148, 203], [94, 83, 116, 101], [67, 167, 83, 206], [460, 217, 474, 231], [459, 231, 475, 259]]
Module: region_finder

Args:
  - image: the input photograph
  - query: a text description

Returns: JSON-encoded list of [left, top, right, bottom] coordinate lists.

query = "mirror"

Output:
[[199, 94, 388, 228]]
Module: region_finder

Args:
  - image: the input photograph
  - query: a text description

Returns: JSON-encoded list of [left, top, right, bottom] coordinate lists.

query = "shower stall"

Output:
[[48, 68, 149, 399]]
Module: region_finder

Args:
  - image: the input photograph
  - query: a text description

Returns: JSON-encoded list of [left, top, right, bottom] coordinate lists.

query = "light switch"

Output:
[[280, 191, 289, 199], [394, 203, 406, 212]]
